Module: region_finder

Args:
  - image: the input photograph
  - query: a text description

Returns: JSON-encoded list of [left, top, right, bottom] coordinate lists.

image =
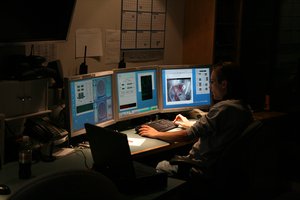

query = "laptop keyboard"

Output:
[[135, 119, 178, 133]]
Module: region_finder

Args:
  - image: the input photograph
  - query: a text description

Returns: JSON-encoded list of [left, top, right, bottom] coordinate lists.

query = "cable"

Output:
[[73, 148, 92, 170]]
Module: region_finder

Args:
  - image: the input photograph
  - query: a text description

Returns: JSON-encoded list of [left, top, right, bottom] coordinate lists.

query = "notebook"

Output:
[[84, 123, 168, 194]]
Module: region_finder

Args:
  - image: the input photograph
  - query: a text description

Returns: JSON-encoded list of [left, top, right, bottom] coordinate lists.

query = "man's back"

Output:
[[186, 99, 254, 173]]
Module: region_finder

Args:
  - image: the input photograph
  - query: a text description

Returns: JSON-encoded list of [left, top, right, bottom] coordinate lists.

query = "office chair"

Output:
[[8, 169, 125, 200], [170, 120, 285, 200]]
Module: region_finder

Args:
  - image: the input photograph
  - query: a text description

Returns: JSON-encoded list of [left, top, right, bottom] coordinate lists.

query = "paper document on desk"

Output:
[[53, 148, 75, 158], [128, 137, 145, 146]]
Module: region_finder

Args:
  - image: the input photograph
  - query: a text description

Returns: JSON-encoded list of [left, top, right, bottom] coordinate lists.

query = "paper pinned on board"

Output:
[[76, 28, 103, 58], [105, 29, 121, 64]]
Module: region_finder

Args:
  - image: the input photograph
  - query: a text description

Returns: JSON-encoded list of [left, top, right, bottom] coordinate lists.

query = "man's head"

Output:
[[210, 62, 244, 101]]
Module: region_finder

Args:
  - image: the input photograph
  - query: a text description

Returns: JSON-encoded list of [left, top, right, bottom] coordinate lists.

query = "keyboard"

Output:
[[135, 119, 178, 133]]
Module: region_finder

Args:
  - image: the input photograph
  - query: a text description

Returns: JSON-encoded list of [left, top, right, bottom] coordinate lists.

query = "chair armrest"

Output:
[[169, 155, 206, 179], [169, 155, 204, 168]]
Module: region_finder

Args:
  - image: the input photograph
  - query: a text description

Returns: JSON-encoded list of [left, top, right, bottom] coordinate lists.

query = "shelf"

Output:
[[5, 110, 52, 122]]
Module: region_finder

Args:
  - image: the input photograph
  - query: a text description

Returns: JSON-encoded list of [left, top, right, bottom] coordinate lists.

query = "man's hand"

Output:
[[173, 114, 195, 128]]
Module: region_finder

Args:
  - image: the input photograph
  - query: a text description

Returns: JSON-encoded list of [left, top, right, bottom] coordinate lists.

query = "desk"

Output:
[[253, 111, 287, 121], [123, 128, 170, 156], [0, 148, 185, 200], [122, 127, 192, 159]]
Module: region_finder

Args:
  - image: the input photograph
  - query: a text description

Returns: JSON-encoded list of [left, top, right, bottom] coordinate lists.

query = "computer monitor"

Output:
[[114, 66, 159, 121], [0, 0, 76, 44], [64, 71, 116, 138], [159, 65, 212, 113]]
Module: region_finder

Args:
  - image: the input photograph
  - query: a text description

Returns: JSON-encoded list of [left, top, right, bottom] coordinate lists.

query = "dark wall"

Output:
[[240, 0, 280, 111], [240, 0, 300, 112]]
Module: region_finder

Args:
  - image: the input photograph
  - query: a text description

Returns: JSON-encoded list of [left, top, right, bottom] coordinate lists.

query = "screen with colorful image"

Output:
[[160, 65, 211, 113], [64, 71, 115, 137], [114, 66, 159, 121]]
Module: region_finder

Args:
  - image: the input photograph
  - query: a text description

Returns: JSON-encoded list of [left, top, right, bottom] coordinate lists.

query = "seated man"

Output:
[[137, 61, 254, 178]]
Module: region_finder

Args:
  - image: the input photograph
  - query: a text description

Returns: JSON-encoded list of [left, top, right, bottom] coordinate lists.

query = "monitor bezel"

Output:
[[0, 0, 77, 45], [158, 64, 212, 114], [64, 70, 116, 138], [113, 66, 160, 122]]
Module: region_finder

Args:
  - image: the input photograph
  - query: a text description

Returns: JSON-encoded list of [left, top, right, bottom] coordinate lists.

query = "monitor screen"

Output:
[[114, 66, 159, 121], [0, 0, 76, 44], [64, 71, 116, 137], [159, 65, 211, 113]]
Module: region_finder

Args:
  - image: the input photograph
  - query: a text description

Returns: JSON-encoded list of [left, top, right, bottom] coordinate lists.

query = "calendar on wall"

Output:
[[121, 0, 167, 62]]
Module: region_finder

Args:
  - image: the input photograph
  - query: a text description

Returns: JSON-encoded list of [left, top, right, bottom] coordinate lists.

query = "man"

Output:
[[137, 61, 254, 177]]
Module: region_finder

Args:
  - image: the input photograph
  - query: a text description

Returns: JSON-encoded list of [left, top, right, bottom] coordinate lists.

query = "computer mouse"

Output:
[[135, 125, 141, 134], [0, 184, 11, 195]]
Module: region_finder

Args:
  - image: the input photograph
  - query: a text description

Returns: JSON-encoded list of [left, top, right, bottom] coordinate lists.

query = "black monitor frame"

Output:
[[0, 0, 76, 44]]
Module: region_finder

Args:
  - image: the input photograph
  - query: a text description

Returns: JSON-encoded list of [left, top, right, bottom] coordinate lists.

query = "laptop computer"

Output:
[[84, 123, 168, 194]]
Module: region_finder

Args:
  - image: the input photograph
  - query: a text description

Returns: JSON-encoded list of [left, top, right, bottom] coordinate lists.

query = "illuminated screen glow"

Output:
[[66, 71, 115, 137], [115, 67, 159, 120], [161, 65, 211, 111]]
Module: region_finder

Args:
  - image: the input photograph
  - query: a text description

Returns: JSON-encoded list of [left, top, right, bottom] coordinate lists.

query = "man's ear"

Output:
[[221, 80, 228, 89]]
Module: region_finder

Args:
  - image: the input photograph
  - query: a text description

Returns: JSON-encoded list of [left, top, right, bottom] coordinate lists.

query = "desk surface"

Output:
[[122, 128, 170, 155], [0, 148, 185, 200], [2, 112, 285, 199], [122, 127, 190, 159], [1, 120, 189, 200], [253, 111, 287, 121]]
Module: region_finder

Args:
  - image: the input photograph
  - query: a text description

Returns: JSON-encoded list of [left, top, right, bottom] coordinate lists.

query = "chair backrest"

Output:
[[215, 120, 263, 182], [8, 169, 124, 200], [172, 120, 268, 199], [175, 119, 285, 199], [214, 119, 283, 199]]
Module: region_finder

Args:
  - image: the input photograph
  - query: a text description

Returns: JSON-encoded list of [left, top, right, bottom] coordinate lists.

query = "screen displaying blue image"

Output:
[[160, 65, 211, 112], [65, 71, 115, 137], [115, 67, 159, 121]]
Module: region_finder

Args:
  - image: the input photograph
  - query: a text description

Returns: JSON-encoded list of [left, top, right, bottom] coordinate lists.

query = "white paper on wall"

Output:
[[76, 28, 103, 58]]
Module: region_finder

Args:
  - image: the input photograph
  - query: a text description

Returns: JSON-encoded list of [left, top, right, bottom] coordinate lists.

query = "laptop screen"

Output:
[[84, 123, 135, 180], [84, 123, 168, 194]]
